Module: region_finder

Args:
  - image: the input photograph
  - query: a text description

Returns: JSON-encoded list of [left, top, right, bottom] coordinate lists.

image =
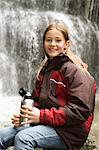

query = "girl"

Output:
[[0, 21, 96, 150]]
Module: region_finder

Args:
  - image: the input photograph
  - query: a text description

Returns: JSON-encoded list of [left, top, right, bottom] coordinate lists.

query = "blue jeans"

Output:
[[0, 125, 68, 150]]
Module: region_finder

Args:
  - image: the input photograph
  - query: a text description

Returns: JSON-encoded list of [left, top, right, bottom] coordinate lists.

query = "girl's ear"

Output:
[[64, 40, 70, 52], [66, 40, 70, 48]]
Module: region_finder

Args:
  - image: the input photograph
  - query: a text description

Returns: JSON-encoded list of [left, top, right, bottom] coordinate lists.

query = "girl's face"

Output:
[[44, 28, 68, 59]]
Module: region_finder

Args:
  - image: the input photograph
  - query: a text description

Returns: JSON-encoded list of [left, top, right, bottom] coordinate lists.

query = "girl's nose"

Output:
[[51, 40, 56, 46]]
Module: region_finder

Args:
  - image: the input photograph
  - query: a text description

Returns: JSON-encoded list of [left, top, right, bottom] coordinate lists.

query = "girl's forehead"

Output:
[[45, 28, 63, 37], [47, 28, 60, 32]]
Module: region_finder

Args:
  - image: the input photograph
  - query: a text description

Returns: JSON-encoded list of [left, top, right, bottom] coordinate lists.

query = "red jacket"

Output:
[[32, 54, 96, 150]]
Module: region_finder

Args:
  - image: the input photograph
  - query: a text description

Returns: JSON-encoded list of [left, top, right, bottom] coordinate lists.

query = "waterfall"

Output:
[[0, 53, 18, 95], [0, 0, 99, 95]]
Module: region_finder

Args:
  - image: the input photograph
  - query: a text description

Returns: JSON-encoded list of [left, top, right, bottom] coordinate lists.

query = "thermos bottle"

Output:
[[19, 88, 34, 127]]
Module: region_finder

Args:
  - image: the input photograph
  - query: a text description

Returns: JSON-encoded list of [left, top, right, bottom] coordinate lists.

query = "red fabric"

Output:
[[40, 108, 66, 126], [84, 115, 93, 132]]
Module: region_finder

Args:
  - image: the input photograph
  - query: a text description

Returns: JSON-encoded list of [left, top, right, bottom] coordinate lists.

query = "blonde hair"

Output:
[[43, 21, 69, 44], [37, 21, 88, 78]]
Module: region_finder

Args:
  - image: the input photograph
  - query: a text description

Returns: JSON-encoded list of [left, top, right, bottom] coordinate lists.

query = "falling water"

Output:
[[0, 0, 99, 95]]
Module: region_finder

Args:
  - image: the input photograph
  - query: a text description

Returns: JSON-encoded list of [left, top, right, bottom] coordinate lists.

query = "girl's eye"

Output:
[[45, 39, 62, 43], [46, 39, 52, 42], [56, 39, 61, 42]]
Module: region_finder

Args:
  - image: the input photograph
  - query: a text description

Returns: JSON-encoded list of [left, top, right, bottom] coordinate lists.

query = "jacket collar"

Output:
[[41, 53, 71, 73]]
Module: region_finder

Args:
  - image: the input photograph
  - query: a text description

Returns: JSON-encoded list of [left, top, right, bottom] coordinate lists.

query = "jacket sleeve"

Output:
[[40, 107, 67, 126], [40, 63, 96, 126], [40, 97, 91, 126]]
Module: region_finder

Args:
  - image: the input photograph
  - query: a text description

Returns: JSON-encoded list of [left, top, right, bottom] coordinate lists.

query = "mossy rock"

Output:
[[81, 138, 96, 150]]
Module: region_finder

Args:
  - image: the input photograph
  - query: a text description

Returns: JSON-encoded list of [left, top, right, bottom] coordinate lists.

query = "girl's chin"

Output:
[[48, 53, 60, 58]]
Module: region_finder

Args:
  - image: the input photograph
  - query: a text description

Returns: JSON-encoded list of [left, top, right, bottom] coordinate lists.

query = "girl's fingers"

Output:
[[13, 114, 20, 118], [21, 105, 33, 111], [20, 107, 40, 124], [12, 120, 19, 124], [11, 116, 19, 122], [11, 114, 20, 125], [20, 113, 31, 120], [20, 108, 33, 116]]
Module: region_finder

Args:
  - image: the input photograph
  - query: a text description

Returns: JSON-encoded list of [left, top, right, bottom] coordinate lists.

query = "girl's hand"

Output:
[[20, 105, 40, 124], [11, 114, 21, 128]]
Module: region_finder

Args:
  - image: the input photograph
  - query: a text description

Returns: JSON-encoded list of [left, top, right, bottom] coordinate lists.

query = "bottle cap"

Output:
[[19, 88, 27, 97], [25, 92, 32, 99], [26, 92, 31, 96]]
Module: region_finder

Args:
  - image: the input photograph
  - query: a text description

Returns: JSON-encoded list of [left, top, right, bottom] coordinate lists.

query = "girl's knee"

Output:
[[15, 130, 34, 144], [14, 130, 36, 149], [15, 130, 26, 143]]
